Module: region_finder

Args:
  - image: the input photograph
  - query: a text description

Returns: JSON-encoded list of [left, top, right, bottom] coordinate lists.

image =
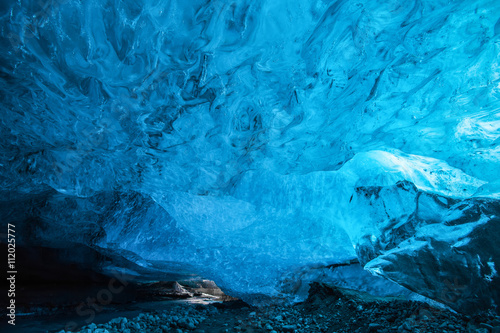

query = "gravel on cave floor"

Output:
[[56, 283, 500, 333]]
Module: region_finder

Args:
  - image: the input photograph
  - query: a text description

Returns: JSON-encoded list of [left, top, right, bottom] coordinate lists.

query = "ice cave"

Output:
[[0, 0, 499, 332]]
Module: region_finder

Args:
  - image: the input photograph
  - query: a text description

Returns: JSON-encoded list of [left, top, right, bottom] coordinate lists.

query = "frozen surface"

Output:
[[1, 0, 499, 312]]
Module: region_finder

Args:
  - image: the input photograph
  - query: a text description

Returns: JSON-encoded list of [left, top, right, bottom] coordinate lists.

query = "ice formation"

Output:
[[1, 0, 499, 312]]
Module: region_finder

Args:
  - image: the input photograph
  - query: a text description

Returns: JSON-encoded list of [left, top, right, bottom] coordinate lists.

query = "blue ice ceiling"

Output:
[[0, 0, 499, 312]]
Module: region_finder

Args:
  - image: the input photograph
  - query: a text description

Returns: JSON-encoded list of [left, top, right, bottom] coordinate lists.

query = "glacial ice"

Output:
[[0, 0, 499, 312]]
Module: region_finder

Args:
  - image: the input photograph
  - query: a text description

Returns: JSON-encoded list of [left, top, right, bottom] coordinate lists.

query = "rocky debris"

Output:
[[62, 307, 207, 333], [56, 283, 499, 333], [135, 281, 198, 300], [173, 282, 194, 298]]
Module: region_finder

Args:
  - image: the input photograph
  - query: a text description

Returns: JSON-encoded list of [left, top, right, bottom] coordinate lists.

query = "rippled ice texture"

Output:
[[1, 0, 499, 307]]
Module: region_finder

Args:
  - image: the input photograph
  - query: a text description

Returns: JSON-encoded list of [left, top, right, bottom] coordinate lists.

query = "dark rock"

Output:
[[369, 323, 383, 332], [481, 323, 494, 330], [282, 324, 297, 332]]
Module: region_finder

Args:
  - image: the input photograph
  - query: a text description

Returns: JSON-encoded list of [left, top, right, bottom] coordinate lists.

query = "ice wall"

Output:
[[1, 0, 499, 312]]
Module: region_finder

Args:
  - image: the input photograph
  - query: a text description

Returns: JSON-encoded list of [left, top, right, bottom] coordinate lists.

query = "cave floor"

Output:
[[1, 283, 498, 333]]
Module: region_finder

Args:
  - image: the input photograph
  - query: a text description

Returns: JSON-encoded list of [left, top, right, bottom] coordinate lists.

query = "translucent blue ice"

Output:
[[0, 0, 499, 310]]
